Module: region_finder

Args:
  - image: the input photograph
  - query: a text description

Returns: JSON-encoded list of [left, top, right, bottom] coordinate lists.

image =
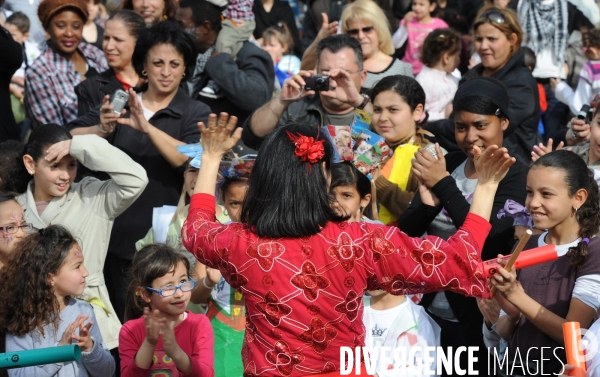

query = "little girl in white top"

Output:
[[416, 28, 461, 121]]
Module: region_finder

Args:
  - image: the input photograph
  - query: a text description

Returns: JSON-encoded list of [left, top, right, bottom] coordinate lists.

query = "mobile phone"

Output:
[[110, 89, 130, 114], [304, 75, 330, 92]]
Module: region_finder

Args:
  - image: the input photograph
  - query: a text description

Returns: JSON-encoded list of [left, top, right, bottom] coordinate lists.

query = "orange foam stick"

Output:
[[563, 321, 587, 377]]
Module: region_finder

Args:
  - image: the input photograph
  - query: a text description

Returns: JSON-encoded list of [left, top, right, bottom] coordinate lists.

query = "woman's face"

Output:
[[184, 165, 199, 198], [24, 152, 77, 202], [87, 0, 99, 23], [454, 110, 507, 162], [47, 10, 84, 55], [372, 90, 422, 145], [103, 19, 137, 70], [474, 23, 515, 72], [143, 43, 186, 95], [132, 0, 165, 26], [330, 184, 371, 222], [261, 37, 286, 64], [346, 19, 378, 59], [0, 200, 27, 257]]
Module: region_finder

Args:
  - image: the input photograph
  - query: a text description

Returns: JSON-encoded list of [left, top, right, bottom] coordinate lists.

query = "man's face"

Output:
[[317, 47, 365, 111], [175, 6, 214, 53]]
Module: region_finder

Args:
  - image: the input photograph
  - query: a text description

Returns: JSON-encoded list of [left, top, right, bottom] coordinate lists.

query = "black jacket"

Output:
[[427, 48, 542, 165], [0, 26, 23, 141], [68, 87, 209, 260], [397, 152, 526, 340], [253, 0, 303, 57], [75, 68, 132, 116]]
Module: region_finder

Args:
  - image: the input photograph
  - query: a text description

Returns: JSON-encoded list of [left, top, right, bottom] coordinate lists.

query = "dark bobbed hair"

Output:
[[370, 75, 428, 126], [241, 123, 342, 237], [132, 21, 198, 82], [125, 244, 191, 321], [179, 0, 223, 32], [453, 76, 509, 120], [317, 34, 364, 71], [531, 151, 600, 267], [0, 140, 25, 193], [11, 124, 72, 194], [120, 0, 177, 22], [420, 28, 461, 67], [0, 191, 17, 206], [0, 225, 77, 336], [107, 9, 146, 40], [522, 46, 536, 70], [330, 162, 371, 199]]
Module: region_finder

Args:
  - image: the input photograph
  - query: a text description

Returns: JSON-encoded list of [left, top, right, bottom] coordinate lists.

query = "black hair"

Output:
[[330, 162, 371, 199], [179, 0, 222, 32], [588, 28, 600, 49], [12, 124, 72, 194], [0, 140, 25, 193], [0, 191, 17, 206], [370, 75, 428, 126], [125, 244, 191, 321], [522, 46, 536, 70], [317, 34, 364, 71], [0, 225, 77, 336], [132, 20, 198, 82], [531, 150, 600, 268], [240, 123, 342, 237], [420, 28, 461, 67], [120, 0, 177, 22], [107, 9, 146, 40], [221, 176, 248, 200], [453, 77, 509, 120], [6, 12, 30, 34]]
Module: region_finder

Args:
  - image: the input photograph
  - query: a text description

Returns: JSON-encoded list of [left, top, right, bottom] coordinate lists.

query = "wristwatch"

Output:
[[356, 94, 370, 110]]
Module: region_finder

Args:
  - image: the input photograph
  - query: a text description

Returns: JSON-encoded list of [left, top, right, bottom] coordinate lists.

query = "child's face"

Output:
[[445, 51, 461, 73], [412, 0, 436, 20], [5, 24, 27, 44], [0, 200, 27, 257], [144, 261, 191, 319], [184, 165, 199, 198], [330, 185, 371, 222], [224, 180, 248, 222], [261, 37, 286, 64], [51, 244, 88, 299], [372, 90, 422, 145], [526, 167, 586, 232], [588, 111, 600, 164], [24, 152, 77, 202]]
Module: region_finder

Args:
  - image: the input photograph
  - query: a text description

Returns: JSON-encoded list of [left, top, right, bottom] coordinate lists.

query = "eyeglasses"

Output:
[[347, 26, 375, 37], [146, 279, 197, 297], [478, 10, 506, 24], [0, 223, 34, 234]]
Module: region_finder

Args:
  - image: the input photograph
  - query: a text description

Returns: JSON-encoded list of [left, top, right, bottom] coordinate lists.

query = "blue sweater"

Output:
[[6, 299, 115, 377]]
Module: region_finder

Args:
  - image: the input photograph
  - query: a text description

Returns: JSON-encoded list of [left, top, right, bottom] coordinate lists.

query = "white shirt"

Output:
[[416, 66, 458, 121]]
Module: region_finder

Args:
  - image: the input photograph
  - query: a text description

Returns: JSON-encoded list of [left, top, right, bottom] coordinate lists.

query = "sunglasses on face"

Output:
[[478, 10, 506, 24], [347, 26, 375, 37]]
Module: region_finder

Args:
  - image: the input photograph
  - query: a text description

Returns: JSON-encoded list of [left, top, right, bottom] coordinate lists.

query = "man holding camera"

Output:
[[242, 34, 371, 150]]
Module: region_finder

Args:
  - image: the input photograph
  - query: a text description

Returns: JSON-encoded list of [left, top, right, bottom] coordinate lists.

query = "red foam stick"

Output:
[[480, 244, 558, 278], [563, 321, 587, 377]]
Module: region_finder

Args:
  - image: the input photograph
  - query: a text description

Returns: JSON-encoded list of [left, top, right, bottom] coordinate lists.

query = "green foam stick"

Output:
[[0, 345, 81, 370]]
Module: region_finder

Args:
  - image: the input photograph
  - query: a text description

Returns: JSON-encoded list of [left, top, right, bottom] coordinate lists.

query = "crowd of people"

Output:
[[2, 0, 600, 376]]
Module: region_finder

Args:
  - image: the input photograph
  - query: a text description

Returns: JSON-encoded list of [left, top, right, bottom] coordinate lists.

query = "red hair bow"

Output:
[[286, 130, 325, 164]]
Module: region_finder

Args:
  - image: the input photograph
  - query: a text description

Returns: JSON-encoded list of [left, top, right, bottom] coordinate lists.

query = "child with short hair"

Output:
[[0, 225, 115, 377], [392, 0, 448, 75], [120, 244, 214, 376], [416, 28, 460, 121], [261, 22, 301, 89]]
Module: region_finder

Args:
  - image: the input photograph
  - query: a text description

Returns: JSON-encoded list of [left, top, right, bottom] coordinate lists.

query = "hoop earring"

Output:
[[142, 70, 147, 77]]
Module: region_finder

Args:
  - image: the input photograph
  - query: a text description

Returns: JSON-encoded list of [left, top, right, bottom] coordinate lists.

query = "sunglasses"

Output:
[[478, 10, 506, 24], [347, 26, 375, 36]]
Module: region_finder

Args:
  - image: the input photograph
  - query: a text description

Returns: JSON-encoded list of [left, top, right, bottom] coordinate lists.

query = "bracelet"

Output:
[[202, 276, 216, 289], [96, 124, 108, 134]]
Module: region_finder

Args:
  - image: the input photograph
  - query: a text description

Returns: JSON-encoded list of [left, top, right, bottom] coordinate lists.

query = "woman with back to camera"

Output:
[[69, 21, 210, 322], [181, 107, 515, 376]]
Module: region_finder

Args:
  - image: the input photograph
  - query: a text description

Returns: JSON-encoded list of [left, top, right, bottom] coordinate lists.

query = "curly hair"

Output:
[[125, 244, 191, 321], [420, 28, 461, 68], [531, 150, 600, 267], [0, 225, 77, 336]]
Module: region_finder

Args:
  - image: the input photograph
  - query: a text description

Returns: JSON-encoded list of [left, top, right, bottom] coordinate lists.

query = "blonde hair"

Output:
[[262, 22, 294, 55], [341, 0, 395, 56], [472, 5, 523, 53]]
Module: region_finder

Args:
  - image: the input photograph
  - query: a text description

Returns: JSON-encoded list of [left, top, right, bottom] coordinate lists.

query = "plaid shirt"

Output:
[[225, 0, 254, 21], [25, 42, 108, 126]]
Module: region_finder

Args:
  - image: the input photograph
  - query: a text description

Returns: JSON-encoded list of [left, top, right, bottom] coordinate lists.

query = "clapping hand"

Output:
[[58, 315, 92, 351], [473, 145, 515, 186], [71, 319, 94, 352], [143, 307, 166, 347], [531, 138, 567, 162], [411, 143, 447, 188]]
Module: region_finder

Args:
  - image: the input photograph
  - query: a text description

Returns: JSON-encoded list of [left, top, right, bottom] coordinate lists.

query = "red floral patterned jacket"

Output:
[[182, 193, 491, 377]]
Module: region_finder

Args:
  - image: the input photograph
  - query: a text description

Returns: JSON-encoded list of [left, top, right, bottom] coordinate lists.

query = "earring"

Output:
[[182, 72, 186, 78], [142, 70, 147, 77]]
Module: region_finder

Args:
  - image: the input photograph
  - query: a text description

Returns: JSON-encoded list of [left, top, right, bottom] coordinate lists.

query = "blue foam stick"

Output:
[[0, 345, 81, 370]]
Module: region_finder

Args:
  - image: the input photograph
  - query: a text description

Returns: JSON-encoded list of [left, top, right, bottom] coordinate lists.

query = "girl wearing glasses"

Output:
[[0, 192, 31, 269], [120, 244, 214, 376]]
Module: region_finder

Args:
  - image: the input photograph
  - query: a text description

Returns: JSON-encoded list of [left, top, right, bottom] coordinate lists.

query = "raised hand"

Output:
[[205, 267, 222, 287], [473, 145, 515, 186], [45, 140, 72, 163], [403, 11, 416, 25], [411, 143, 447, 188], [143, 308, 165, 346], [117, 88, 151, 134], [99, 94, 124, 134], [71, 320, 94, 352], [319, 68, 362, 107], [198, 113, 241, 159], [531, 138, 566, 163], [280, 71, 316, 101], [317, 13, 338, 40]]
